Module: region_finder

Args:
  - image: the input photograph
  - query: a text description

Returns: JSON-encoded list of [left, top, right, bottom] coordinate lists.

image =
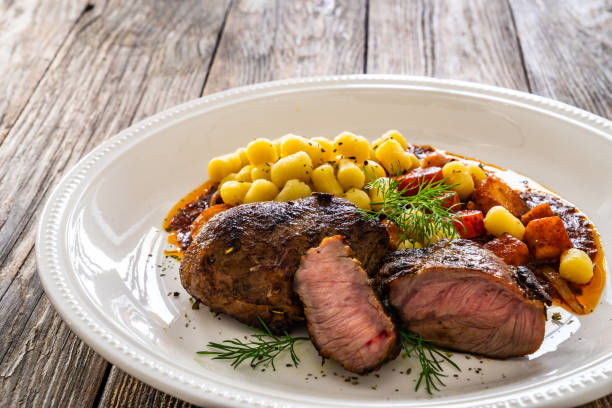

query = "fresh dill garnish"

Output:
[[361, 165, 463, 246], [197, 317, 309, 370], [399, 330, 461, 394]]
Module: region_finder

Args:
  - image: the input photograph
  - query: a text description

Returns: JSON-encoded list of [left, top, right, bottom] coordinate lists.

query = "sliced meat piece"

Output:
[[294, 236, 399, 373], [180, 193, 390, 334], [376, 239, 546, 358]]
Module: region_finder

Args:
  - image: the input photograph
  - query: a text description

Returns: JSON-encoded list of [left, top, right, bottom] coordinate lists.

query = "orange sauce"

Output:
[[163, 180, 218, 260]]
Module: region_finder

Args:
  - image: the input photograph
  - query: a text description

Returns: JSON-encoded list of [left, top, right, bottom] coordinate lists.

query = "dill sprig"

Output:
[[400, 330, 461, 394], [361, 166, 463, 246], [197, 317, 309, 370]]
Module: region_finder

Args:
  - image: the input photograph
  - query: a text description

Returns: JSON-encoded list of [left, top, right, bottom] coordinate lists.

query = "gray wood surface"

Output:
[[0, 0, 609, 407]]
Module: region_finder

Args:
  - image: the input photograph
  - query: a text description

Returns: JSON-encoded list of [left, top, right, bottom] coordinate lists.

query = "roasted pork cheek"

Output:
[[294, 236, 399, 373], [376, 240, 547, 358], [180, 193, 390, 333]]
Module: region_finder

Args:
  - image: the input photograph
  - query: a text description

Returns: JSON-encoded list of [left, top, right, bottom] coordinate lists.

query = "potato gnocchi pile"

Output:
[[207, 130, 448, 210]]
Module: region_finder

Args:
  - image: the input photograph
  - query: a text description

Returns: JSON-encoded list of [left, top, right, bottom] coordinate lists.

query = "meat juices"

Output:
[[180, 193, 390, 334], [377, 239, 547, 358], [294, 236, 399, 374]]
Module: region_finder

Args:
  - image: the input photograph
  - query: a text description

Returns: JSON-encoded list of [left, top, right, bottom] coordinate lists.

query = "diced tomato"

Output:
[[397, 166, 443, 196], [454, 210, 485, 239]]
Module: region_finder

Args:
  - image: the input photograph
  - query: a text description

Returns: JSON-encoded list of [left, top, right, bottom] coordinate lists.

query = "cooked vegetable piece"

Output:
[[397, 166, 443, 196], [421, 152, 450, 168], [270, 151, 313, 187], [312, 164, 343, 195], [275, 179, 312, 201], [559, 248, 594, 284], [523, 216, 572, 261], [333, 132, 371, 162], [375, 139, 418, 174], [442, 161, 474, 200], [244, 179, 280, 203], [472, 175, 528, 217], [208, 153, 242, 182], [538, 266, 585, 314], [484, 205, 525, 240], [454, 210, 485, 239], [343, 187, 371, 210], [483, 233, 529, 266], [247, 138, 278, 165], [521, 202, 555, 225], [337, 158, 365, 190], [438, 191, 460, 209], [219, 181, 252, 205], [467, 164, 487, 185]]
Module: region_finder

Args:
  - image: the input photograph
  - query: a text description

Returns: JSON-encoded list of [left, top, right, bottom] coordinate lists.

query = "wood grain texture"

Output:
[[0, 0, 230, 406], [0, 0, 87, 144], [203, 0, 367, 94], [367, 0, 529, 90], [98, 367, 196, 408], [508, 0, 611, 118]]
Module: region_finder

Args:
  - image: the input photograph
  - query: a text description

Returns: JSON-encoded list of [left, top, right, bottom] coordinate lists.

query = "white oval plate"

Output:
[[36, 76, 612, 408]]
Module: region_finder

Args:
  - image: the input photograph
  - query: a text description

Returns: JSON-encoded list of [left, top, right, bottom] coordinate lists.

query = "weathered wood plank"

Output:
[[0, 0, 230, 406], [98, 367, 195, 408], [203, 0, 367, 94], [367, 0, 529, 90], [0, 0, 88, 144], [508, 0, 611, 118]]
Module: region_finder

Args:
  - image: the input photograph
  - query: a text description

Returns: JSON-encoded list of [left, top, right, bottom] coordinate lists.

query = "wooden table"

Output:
[[1, 0, 610, 406]]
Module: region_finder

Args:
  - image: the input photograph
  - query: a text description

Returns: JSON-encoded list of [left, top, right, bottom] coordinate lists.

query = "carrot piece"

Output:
[[439, 191, 460, 210], [454, 210, 485, 239], [521, 202, 555, 225], [421, 152, 450, 168], [523, 216, 572, 261], [471, 175, 528, 217], [483, 233, 530, 266]]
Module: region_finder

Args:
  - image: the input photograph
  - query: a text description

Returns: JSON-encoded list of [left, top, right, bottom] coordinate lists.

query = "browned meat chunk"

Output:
[[180, 193, 390, 333], [483, 233, 530, 266], [523, 216, 572, 261], [294, 236, 399, 374], [472, 176, 528, 217], [521, 202, 555, 225], [376, 240, 546, 358]]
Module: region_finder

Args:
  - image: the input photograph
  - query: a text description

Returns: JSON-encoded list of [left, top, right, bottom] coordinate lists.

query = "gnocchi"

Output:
[[559, 248, 594, 284], [270, 151, 313, 187], [219, 181, 252, 205], [337, 159, 365, 190], [343, 187, 371, 210], [275, 179, 312, 202], [247, 138, 278, 165], [375, 139, 418, 174], [334, 132, 371, 162], [244, 179, 279, 204], [484, 205, 525, 240], [312, 164, 343, 195]]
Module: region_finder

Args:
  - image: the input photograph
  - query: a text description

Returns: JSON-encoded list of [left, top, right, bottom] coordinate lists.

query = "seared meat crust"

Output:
[[180, 193, 390, 333]]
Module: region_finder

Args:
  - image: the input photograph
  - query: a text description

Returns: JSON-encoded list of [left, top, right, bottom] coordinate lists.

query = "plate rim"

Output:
[[35, 75, 612, 408]]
